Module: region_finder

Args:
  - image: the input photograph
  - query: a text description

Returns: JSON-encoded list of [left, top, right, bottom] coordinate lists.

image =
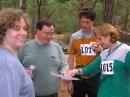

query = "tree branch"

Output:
[[117, 29, 130, 36]]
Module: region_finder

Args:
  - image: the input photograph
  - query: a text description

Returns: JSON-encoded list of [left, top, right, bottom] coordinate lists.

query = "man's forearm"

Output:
[[68, 54, 75, 70]]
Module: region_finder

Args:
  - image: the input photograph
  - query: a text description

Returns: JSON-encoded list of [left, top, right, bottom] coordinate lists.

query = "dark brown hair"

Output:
[[36, 19, 55, 30], [79, 8, 96, 21]]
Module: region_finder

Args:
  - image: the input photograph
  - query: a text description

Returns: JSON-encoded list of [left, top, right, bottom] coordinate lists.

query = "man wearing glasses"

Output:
[[18, 19, 69, 97]]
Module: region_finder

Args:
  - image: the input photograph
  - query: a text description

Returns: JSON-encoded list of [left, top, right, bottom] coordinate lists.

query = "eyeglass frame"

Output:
[[41, 32, 55, 36]]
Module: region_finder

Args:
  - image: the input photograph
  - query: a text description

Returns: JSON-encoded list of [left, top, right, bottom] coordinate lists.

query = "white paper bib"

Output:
[[100, 60, 114, 75], [80, 44, 96, 56]]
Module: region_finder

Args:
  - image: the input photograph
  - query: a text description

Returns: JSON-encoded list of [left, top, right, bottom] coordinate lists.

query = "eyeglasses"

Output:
[[42, 32, 55, 36]]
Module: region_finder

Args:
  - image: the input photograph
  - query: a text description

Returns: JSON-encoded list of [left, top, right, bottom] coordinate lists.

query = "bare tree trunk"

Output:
[[103, 0, 115, 24], [0, 0, 2, 10], [31, 0, 37, 38], [93, 0, 97, 9], [37, 0, 47, 20], [123, 0, 129, 30], [40, 0, 47, 20], [19, 0, 27, 12], [12, 0, 18, 8]]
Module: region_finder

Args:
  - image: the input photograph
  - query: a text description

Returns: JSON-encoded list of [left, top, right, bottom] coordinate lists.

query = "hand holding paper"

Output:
[[50, 71, 79, 80]]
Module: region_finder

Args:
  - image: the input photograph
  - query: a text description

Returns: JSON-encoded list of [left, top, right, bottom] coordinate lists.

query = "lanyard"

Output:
[[103, 43, 122, 61]]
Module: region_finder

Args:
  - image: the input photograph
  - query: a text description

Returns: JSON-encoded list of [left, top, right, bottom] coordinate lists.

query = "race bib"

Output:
[[80, 44, 96, 56], [100, 60, 114, 75]]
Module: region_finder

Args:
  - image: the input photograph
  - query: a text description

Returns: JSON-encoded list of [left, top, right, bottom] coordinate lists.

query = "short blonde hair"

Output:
[[0, 8, 31, 44], [95, 23, 120, 43]]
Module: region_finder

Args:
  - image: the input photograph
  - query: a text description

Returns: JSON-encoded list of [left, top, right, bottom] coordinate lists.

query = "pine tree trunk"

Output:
[[0, 0, 2, 10], [19, 0, 27, 12], [103, 0, 115, 24], [123, 0, 129, 30], [12, 0, 18, 7]]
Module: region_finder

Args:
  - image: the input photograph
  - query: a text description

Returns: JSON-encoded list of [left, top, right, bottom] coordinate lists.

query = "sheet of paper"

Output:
[[50, 71, 80, 80]]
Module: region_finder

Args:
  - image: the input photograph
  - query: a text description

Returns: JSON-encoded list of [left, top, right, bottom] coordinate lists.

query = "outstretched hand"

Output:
[[62, 69, 81, 77]]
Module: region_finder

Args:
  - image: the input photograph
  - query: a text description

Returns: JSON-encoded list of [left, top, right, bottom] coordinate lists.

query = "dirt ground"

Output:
[[58, 82, 88, 97], [58, 54, 71, 97], [59, 81, 71, 97]]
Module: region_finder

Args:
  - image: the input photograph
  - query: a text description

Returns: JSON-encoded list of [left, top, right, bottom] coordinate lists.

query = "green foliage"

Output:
[[27, 0, 37, 19], [45, 0, 80, 43], [2, 0, 13, 7], [49, 0, 79, 32], [120, 34, 130, 45], [56, 0, 70, 3], [1, 0, 130, 43], [95, 2, 103, 25]]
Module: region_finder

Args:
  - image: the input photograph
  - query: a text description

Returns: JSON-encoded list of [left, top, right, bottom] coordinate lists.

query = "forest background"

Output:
[[0, 0, 130, 45]]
